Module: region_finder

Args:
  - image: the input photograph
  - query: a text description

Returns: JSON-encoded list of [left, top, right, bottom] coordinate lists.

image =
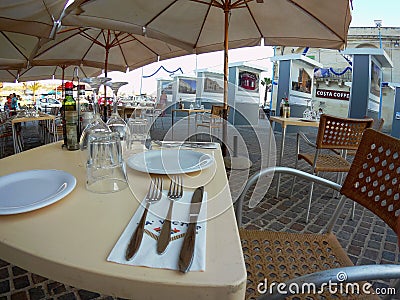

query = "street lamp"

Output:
[[374, 19, 383, 119], [374, 19, 382, 48]]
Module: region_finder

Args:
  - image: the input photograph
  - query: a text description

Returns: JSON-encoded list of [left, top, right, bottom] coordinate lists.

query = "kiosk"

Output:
[[342, 48, 393, 119]]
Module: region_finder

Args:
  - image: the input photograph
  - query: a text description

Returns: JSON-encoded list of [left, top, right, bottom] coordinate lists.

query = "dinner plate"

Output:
[[0, 170, 76, 215], [126, 149, 215, 174], [300, 118, 318, 122]]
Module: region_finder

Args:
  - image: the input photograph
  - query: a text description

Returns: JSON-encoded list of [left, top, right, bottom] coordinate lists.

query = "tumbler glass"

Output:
[[86, 131, 128, 193]]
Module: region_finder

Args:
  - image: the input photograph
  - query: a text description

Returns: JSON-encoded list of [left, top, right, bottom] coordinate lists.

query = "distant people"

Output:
[[159, 90, 167, 116], [11, 93, 18, 111], [6, 95, 12, 110]]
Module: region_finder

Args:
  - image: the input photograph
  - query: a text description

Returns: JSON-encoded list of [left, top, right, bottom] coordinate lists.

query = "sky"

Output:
[[107, 0, 400, 98], [4, 1, 399, 99]]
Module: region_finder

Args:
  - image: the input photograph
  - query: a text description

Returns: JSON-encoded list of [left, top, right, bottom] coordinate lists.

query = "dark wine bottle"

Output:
[[62, 82, 79, 150]]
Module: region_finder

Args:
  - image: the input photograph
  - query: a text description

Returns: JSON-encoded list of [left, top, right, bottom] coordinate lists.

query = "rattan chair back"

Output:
[[341, 129, 400, 232], [211, 105, 229, 119], [315, 114, 373, 150]]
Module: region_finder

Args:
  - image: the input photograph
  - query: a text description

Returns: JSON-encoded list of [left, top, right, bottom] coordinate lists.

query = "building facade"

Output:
[[271, 27, 400, 131]]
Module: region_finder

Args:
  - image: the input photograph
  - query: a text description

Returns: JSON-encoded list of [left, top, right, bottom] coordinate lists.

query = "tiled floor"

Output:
[[0, 115, 399, 299]]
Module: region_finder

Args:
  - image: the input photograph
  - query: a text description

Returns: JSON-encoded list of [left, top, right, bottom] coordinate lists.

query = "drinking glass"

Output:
[[106, 82, 130, 153], [86, 131, 128, 193], [79, 77, 112, 152], [303, 99, 312, 120], [124, 119, 150, 158]]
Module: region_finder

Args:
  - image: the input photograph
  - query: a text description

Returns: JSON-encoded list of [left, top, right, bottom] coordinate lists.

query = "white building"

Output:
[[271, 27, 400, 131]]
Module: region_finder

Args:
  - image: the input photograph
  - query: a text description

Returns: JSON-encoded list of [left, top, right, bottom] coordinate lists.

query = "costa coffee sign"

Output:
[[316, 89, 350, 101]]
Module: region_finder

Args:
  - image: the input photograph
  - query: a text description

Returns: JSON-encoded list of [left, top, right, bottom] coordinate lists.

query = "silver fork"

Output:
[[125, 177, 163, 260], [157, 176, 183, 254]]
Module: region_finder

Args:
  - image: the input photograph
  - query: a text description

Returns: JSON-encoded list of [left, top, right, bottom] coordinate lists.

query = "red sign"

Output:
[[316, 89, 350, 101]]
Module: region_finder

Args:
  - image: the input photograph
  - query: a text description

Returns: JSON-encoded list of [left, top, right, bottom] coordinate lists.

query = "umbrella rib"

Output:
[[145, 0, 179, 27], [191, 0, 213, 50], [243, 1, 263, 38], [287, 0, 346, 42], [113, 33, 130, 68], [128, 34, 160, 57], [1, 32, 29, 61], [190, 0, 224, 9]]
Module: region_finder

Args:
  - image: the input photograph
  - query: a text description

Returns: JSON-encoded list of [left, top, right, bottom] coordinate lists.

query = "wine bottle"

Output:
[[62, 82, 79, 150]]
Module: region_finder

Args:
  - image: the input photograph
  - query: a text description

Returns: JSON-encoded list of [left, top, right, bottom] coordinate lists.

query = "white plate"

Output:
[[300, 118, 318, 122], [126, 150, 215, 174], [0, 170, 76, 215]]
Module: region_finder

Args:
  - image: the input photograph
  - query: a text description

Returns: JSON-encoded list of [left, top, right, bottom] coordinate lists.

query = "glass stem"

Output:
[[113, 94, 118, 115]]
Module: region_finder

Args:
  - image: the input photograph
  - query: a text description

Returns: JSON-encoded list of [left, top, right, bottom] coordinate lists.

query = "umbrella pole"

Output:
[[103, 47, 110, 122], [222, 6, 229, 157]]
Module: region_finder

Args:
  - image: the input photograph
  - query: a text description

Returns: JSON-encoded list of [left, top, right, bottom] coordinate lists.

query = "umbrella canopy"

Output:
[[31, 26, 190, 76], [64, 0, 352, 52], [0, 31, 40, 69], [0, 0, 69, 39], [62, 0, 352, 155], [17, 64, 101, 82]]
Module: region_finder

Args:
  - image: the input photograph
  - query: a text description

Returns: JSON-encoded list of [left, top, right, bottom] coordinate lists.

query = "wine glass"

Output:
[[106, 81, 130, 152], [79, 77, 112, 153], [303, 99, 312, 120]]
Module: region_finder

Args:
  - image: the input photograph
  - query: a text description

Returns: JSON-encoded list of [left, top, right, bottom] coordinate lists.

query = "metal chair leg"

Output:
[[289, 157, 299, 197], [306, 181, 315, 223]]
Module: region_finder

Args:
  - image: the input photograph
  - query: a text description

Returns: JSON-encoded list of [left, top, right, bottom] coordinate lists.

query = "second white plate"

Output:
[[126, 149, 215, 174], [0, 169, 76, 215]]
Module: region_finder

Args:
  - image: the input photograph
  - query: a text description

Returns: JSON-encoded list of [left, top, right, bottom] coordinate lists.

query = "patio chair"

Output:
[[290, 114, 373, 223], [196, 105, 229, 141], [345, 117, 384, 157], [236, 128, 400, 300], [143, 103, 164, 129]]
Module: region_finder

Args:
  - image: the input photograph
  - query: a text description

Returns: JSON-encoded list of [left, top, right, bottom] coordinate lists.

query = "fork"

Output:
[[157, 176, 183, 254], [125, 177, 163, 260]]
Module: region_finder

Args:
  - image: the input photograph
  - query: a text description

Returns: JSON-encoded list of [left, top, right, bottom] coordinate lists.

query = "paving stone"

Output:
[[11, 291, 28, 300], [0, 268, 9, 280], [57, 293, 76, 300], [12, 266, 27, 277], [0, 280, 10, 294], [0, 120, 398, 299], [28, 287, 46, 300], [13, 275, 30, 290]]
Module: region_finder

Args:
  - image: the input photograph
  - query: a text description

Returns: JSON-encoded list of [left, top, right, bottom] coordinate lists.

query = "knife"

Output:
[[178, 186, 204, 273]]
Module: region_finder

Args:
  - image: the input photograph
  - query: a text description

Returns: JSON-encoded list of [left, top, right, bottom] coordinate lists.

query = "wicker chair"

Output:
[[290, 114, 373, 223], [236, 129, 400, 300], [196, 105, 229, 141]]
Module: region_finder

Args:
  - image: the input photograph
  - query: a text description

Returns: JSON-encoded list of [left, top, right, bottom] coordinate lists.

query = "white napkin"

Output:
[[107, 190, 207, 271]]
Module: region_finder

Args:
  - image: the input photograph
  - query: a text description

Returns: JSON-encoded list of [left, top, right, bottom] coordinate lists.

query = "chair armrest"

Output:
[[262, 264, 400, 300], [297, 131, 316, 148], [235, 167, 341, 227]]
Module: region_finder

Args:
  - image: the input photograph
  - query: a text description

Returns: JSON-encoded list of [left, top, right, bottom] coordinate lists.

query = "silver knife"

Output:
[[156, 141, 218, 149], [178, 186, 204, 273]]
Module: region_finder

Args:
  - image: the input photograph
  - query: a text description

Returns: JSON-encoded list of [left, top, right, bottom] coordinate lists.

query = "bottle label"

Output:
[[65, 111, 78, 123], [66, 124, 79, 150]]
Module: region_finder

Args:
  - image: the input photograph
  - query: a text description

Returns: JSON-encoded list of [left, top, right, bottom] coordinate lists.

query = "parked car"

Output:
[[36, 98, 62, 113]]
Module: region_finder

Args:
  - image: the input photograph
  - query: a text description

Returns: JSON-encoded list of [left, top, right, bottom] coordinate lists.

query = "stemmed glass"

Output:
[[106, 81, 130, 152], [303, 99, 313, 120], [79, 77, 112, 151]]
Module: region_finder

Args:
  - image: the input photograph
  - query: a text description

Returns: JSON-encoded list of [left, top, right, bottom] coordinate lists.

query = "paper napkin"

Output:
[[107, 190, 207, 271]]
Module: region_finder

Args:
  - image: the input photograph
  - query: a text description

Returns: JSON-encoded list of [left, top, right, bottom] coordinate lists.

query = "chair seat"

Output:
[[298, 153, 351, 173], [240, 229, 378, 300]]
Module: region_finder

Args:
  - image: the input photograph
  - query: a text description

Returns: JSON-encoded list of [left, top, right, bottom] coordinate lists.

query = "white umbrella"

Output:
[[63, 0, 352, 152], [31, 26, 190, 76], [0, 0, 70, 39]]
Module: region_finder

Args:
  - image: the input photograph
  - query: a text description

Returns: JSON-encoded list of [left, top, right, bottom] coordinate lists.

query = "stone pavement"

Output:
[[0, 116, 399, 299]]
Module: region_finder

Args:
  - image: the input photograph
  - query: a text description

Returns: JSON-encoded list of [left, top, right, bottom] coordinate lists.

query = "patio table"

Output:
[[11, 112, 55, 153], [171, 108, 211, 137], [269, 116, 319, 197], [0, 142, 246, 299]]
